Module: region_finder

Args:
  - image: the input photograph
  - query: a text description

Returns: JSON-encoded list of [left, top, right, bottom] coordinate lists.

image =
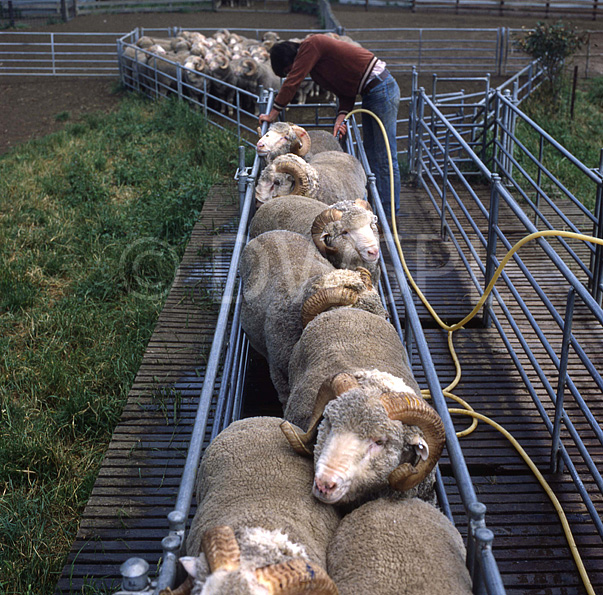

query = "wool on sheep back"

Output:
[[185, 416, 341, 568], [327, 497, 472, 595]]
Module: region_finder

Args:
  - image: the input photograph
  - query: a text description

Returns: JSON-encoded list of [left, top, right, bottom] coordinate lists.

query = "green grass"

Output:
[[513, 76, 603, 211], [0, 93, 238, 594]]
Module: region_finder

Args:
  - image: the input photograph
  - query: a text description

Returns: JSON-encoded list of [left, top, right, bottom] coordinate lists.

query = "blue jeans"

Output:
[[361, 73, 401, 220]]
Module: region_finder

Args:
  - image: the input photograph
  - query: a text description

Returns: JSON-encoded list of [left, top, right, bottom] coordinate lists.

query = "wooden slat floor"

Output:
[[56, 180, 603, 594]]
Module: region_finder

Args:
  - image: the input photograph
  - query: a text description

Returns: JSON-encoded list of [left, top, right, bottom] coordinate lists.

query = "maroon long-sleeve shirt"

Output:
[[273, 34, 377, 116]]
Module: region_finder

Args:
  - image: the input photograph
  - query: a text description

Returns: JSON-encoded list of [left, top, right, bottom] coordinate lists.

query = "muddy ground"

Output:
[[1, 6, 602, 155]]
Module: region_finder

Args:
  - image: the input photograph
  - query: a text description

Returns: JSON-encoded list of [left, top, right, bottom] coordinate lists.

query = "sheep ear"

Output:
[[179, 557, 198, 578], [411, 434, 430, 461]]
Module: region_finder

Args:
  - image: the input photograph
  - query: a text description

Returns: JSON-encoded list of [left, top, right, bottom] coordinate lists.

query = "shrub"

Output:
[[513, 21, 586, 98]]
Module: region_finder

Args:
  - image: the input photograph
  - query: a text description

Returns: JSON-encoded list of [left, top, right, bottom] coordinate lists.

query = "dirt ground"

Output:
[[1, 6, 603, 155]]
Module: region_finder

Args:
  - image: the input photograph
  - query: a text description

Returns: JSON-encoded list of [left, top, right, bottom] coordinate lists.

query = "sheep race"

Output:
[[124, 27, 471, 595]]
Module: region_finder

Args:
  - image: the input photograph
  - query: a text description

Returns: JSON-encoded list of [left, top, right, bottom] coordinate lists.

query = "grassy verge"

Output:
[[0, 93, 238, 594], [514, 75, 603, 211]]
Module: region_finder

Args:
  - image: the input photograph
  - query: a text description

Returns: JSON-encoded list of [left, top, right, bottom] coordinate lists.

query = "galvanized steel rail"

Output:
[[411, 86, 603, 589]]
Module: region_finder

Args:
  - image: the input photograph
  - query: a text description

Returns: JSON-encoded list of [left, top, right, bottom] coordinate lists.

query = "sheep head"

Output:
[[255, 154, 318, 205], [311, 200, 380, 276], [256, 122, 311, 161], [171, 526, 338, 595], [281, 370, 445, 506], [300, 267, 384, 328]]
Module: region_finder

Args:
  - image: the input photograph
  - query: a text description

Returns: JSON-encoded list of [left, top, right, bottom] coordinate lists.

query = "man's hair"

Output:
[[270, 40, 301, 77]]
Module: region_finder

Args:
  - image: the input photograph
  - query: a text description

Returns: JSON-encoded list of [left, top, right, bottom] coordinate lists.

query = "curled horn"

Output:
[[290, 124, 312, 157], [281, 373, 358, 456], [255, 558, 339, 594], [301, 287, 359, 328], [311, 208, 343, 256], [356, 266, 373, 291], [273, 156, 312, 197], [353, 198, 373, 212], [379, 393, 446, 492], [201, 525, 241, 573], [242, 57, 258, 76]]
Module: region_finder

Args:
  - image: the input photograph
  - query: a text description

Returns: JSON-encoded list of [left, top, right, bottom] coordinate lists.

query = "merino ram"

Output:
[[173, 416, 340, 594], [280, 305, 445, 509], [249, 197, 381, 283], [240, 229, 384, 402], [327, 497, 472, 594], [256, 122, 343, 163], [254, 153, 367, 206]]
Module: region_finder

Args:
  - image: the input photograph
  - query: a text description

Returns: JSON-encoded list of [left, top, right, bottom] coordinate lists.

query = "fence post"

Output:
[[484, 174, 502, 328], [466, 501, 488, 595], [550, 287, 575, 474], [60, 0, 67, 21], [8, 0, 14, 27], [441, 128, 451, 240], [408, 67, 418, 172], [415, 88, 425, 180], [589, 148, 603, 304]]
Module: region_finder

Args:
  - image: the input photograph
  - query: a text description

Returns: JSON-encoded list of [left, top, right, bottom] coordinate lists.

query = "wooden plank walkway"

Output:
[[57, 180, 603, 594]]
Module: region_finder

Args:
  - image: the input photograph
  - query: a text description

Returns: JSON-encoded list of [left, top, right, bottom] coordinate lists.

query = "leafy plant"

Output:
[[513, 21, 586, 99]]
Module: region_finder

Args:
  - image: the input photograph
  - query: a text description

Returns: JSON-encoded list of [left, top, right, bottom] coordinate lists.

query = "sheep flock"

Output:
[[157, 120, 473, 595], [120, 29, 345, 114]]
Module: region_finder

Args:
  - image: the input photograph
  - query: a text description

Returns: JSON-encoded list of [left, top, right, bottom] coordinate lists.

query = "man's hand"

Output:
[[333, 113, 348, 139], [259, 108, 280, 127]]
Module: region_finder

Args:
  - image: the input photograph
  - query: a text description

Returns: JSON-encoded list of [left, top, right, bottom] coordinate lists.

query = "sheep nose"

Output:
[[367, 246, 379, 258], [314, 476, 337, 495]]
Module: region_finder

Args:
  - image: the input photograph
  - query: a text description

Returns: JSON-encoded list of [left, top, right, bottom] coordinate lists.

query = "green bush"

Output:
[[513, 21, 586, 98]]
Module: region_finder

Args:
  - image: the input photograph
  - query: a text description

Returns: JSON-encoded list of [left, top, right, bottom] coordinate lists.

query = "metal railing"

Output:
[[0, 30, 120, 75], [410, 86, 603, 582], [342, 26, 530, 76], [487, 88, 603, 303]]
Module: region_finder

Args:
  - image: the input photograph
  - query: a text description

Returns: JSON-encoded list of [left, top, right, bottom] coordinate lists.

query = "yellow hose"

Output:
[[344, 108, 601, 595]]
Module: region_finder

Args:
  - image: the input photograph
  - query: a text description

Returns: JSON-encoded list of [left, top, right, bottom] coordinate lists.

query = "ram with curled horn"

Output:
[[254, 151, 366, 206], [249, 197, 380, 284], [282, 303, 445, 508], [256, 122, 342, 163], [172, 417, 340, 595]]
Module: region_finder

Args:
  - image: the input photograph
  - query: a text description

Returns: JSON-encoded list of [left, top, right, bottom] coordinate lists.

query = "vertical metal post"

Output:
[[415, 89, 425, 181], [51, 33, 56, 76], [500, 90, 511, 181], [466, 501, 488, 595], [480, 73, 490, 164], [60, 0, 67, 22], [119, 558, 150, 592], [203, 77, 208, 118], [176, 64, 183, 100], [589, 149, 603, 304], [484, 174, 501, 328], [535, 134, 545, 225], [8, 0, 15, 28], [408, 67, 418, 170], [237, 146, 248, 218], [551, 287, 575, 474], [441, 128, 451, 240]]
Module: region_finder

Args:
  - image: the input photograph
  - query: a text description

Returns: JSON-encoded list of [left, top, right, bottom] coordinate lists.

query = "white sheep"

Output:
[[176, 416, 340, 595], [240, 230, 384, 402], [256, 122, 342, 163], [281, 307, 446, 509], [254, 153, 367, 206], [249, 197, 381, 283], [327, 497, 472, 594]]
